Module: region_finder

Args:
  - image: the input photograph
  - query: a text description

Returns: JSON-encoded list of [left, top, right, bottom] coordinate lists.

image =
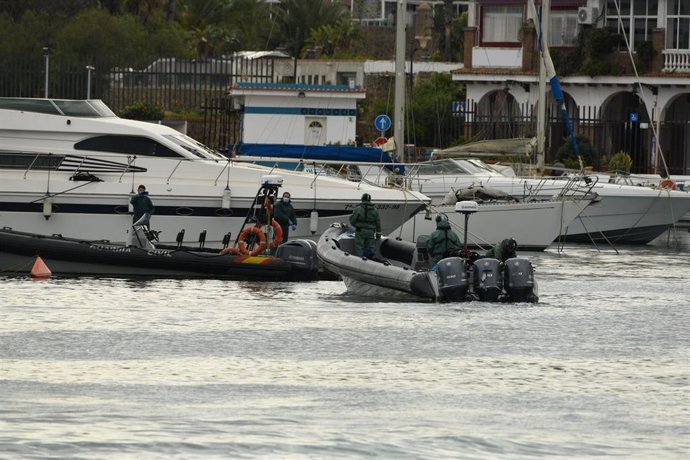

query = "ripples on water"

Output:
[[1, 230, 689, 459]]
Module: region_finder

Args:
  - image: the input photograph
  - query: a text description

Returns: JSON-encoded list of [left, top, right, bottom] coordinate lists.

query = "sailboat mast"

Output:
[[529, 0, 580, 168], [536, 0, 550, 172], [394, 0, 406, 163]]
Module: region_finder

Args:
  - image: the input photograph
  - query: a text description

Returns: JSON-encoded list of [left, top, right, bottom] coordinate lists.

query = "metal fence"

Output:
[[0, 56, 277, 114], [461, 100, 688, 175]]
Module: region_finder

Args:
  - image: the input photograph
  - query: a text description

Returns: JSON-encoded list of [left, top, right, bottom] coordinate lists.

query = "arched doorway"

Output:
[[601, 91, 652, 173], [661, 94, 690, 175], [475, 90, 523, 140]]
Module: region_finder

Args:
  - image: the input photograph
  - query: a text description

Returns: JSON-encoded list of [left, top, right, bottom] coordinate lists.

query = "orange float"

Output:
[[238, 226, 267, 256], [267, 219, 283, 250], [659, 179, 677, 190]]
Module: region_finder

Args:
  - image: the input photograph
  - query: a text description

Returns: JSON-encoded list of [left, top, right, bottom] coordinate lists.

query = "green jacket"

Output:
[[273, 199, 297, 226], [349, 202, 381, 236], [485, 239, 517, 262], [130, 193, 154, 223], [426, 220, 461, 263]]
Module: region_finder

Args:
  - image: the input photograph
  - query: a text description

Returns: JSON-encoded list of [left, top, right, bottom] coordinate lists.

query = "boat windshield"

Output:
[[0, 98, 116, 117], [163, 134, 227, 160], [457, 159, 503, 175]]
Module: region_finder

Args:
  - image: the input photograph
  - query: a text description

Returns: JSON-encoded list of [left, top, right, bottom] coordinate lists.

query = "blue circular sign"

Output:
[[374, 114, 392, 132]]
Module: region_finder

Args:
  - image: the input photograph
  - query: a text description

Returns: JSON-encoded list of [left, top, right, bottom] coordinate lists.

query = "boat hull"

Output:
[[317, 225, 439, 301], [392, 199, 588, 251], [0, 228, 311, 280]]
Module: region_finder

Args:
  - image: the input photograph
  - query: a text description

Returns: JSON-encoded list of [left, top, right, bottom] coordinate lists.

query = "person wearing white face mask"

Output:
[[273, 191, 297, 243]]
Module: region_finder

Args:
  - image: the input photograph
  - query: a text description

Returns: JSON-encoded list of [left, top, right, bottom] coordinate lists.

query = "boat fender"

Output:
[[222, 186, 232, 209], [267, 219, 283, 249], [42, 195, 53, 220], [310, 210, 318, 235], [238, 226, 267, 256]]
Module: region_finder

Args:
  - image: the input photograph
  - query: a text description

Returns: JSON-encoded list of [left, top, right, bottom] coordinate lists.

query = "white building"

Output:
[[227, 82, 366, 146]]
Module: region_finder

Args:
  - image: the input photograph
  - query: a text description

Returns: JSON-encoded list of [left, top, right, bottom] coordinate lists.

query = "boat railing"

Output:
[[518, 174, 598, 202]]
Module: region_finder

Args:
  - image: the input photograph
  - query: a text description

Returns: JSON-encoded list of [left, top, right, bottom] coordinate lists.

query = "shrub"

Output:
[[556, 134, 597, 169], [608, 151, 632, 174], [119, 102, 164, 121]]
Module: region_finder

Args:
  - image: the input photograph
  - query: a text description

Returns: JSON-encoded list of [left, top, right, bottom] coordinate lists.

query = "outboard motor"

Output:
[[275, 239, 319, 281], [503, 258, 538, 303], [436, 257, 469, 302], [472, 258, 503, 302]]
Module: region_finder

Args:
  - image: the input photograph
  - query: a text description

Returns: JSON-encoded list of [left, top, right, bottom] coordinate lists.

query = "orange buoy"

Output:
[[30, 256, 52, 279], [237, 226, 267, 256]]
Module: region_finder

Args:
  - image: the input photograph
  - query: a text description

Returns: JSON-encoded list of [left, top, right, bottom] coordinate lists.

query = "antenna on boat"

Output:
[[455, 200, 478, 258]]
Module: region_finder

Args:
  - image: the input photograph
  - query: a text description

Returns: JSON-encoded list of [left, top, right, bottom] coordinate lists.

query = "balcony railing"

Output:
[[662, 49, 690, 73]]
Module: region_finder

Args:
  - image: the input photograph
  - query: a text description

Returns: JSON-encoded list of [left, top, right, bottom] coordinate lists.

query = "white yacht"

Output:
[[404, 158, 690, 245], [0, 98, 429, 245]]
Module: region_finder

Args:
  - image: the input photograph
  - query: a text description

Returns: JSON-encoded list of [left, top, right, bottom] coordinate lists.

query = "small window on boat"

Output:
[[0, 153, 64, 169], [74, 135, 181, 157]]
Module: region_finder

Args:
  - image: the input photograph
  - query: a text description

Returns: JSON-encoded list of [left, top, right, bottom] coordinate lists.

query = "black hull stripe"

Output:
[[0, 202, 348, 218]]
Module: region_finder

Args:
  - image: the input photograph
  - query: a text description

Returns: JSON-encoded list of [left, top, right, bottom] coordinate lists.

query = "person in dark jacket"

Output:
[[349, 193, 381, 258], [130, 184, 154, 227], [484, 238, 518, 262], [273, 191, 297, 243], [426, 215, 462, 265]]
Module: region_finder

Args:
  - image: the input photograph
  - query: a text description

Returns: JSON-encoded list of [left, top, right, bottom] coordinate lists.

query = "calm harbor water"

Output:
[[1, 229, 689, 459]]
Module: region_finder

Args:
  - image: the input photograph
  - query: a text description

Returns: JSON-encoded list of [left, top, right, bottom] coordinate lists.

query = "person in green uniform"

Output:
[[273, 191, 297, 243], [426, 215, 461, 265], [484, 238, 518, 263], [349, 193, 381, 258], [130, 184, 154, 227]]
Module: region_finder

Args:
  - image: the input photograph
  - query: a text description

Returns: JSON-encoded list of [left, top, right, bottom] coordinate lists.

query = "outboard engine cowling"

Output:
[[472, 258, 503, 302], [503, 258, 538, 303], [275, 239, 319, 281], [436, 257, 469, 302]]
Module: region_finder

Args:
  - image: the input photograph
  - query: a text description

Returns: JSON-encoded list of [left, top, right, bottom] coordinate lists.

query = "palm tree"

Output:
[[277, 0, 346, 57]]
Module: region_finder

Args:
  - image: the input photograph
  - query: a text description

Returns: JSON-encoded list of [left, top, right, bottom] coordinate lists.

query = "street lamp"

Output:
[[42, 46, 50, 98], [86, 65, 95, 99]]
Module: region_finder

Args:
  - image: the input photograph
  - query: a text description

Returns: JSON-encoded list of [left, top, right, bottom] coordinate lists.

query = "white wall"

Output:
[[241, 93, 360, 145]]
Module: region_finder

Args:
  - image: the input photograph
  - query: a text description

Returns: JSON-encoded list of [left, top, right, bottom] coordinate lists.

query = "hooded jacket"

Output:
[[426, 219, 461, 263]]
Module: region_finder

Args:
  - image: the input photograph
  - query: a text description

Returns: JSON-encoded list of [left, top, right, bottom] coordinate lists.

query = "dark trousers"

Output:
[[279, 222, 289, 243]]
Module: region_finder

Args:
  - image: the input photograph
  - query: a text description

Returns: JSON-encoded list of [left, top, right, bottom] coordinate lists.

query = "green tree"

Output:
[[277, 0, 346, 57], [0, 10, 57, 66], [54, 8, 149, 69], [0, 0, 97, 20], [226, 0, 275, 51], [408, 73, 462, 147]]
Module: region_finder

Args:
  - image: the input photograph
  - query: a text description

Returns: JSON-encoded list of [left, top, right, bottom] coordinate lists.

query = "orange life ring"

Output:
[[238, 226, 267, 256], [659, 179, 677, 190], [267, 218, 283, 249]]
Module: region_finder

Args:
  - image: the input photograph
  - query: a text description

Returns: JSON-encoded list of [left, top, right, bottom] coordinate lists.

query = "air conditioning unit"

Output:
[[577, 6, 598, 25]]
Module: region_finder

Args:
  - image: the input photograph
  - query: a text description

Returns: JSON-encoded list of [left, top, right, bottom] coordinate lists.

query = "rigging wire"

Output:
[[611, 0, 670, 178]]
